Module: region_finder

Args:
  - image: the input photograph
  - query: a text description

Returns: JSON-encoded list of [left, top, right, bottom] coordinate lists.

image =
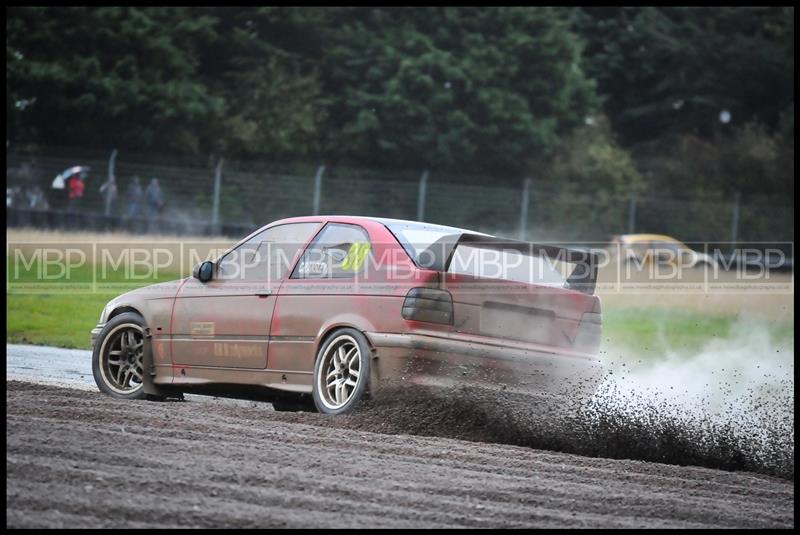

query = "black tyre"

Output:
[[312, 328, 371, 415], [92, 312, 148, 400]]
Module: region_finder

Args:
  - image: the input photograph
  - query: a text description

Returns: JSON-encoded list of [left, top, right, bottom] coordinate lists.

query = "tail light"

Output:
[[401, 288, 453, 325]]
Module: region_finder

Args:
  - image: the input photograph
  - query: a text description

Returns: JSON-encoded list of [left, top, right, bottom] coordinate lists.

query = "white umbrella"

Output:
[[52, 166, 89, 189]]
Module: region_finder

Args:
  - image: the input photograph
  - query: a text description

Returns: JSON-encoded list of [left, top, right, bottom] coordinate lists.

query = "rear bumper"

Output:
[[364, 331, 604, 398]]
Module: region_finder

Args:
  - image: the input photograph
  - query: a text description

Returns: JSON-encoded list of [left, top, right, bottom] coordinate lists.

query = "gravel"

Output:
[[6, 380, 794, 528]]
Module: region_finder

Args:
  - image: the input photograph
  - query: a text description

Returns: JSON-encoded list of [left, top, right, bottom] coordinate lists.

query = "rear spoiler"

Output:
[[418, 233, 600, 295]]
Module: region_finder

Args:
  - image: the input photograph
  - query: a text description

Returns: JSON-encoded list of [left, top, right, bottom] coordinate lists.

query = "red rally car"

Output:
[[90, 216, 603, 414]]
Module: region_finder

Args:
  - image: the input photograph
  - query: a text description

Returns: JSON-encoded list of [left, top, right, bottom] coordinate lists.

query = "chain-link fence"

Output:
[[6, 149, 794, 249]]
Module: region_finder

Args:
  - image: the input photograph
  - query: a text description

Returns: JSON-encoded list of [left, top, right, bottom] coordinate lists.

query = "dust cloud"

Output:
[[310, 316, 794, 480], [600, 314, 793, 417]]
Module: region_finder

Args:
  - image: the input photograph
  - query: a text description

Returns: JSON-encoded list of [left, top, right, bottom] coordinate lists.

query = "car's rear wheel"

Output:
[[312, 328, 370, 415], [92, 312, 147, 400]]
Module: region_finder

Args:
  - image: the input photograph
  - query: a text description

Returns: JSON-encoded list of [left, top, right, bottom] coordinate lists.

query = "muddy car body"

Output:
[[91, 216, 604, 413]]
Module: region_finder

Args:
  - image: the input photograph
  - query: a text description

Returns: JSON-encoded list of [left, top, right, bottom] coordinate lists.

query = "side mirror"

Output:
[[193, 261, 214, 282]]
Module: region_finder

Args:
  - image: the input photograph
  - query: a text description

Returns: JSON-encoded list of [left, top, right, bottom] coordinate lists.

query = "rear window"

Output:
[[383, 220, 471, 264], [450, 245, 566, 286], [383, 219, 566, 286]]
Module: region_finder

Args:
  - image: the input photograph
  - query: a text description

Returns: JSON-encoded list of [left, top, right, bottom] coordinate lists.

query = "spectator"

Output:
[[126, 176, 143, 217], [144, 177, 165, 217], [67, 173, 85, 212], [26, 185, 49, 210], [7, 186, 23, 208]]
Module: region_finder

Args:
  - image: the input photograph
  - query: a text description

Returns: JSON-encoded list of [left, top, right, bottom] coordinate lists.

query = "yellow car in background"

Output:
[[610, 234, 718, 269]]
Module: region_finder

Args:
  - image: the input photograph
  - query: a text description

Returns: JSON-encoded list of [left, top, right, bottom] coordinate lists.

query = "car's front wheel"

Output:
[[92, 312, 148, 400], [312, 328, 370, 414]]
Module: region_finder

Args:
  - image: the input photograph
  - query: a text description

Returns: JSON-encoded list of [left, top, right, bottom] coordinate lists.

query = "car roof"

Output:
[[227, 215, 488, 256], [266, 215, 482, 235], [618, 233, 681, 243]]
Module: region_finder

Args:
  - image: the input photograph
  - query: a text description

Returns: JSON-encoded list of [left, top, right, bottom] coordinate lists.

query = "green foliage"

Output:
[[520, 116, 643, 240], [574, 7, 794, 145], [546, 115, 642, 198], [199, 8, 329, 158], [6, 6, 795, 197], [7, 7, 597, 176], [322, 7, 597, 174], [7, 7, 224, 152], [632, 123, 794, 200]]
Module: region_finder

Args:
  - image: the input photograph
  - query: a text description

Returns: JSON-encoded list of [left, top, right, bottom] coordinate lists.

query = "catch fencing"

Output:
[[5, 148, 794, 249]]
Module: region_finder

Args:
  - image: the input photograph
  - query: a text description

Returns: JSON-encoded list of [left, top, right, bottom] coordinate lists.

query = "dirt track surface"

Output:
[[6, 381, 793, 529]]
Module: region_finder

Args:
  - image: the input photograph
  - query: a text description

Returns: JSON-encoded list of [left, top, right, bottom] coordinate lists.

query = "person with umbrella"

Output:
[[67, 173, 85, 211], [51, 165, 89, 211]]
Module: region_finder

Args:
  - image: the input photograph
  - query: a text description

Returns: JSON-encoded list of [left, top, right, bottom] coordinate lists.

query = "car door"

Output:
[[171, 222, 321, 369], [269, 223, 374, 373]]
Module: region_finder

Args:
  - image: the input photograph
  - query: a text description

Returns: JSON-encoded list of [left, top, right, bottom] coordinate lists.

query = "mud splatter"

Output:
[[296, 380, 792, 480], [300, 317, 794, 480]]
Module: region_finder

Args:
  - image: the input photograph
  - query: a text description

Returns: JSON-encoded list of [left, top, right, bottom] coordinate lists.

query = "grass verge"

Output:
[[8, 288, 794, 353], [601, 307, 793, 358]]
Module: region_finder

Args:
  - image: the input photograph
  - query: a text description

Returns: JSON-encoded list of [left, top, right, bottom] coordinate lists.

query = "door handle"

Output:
[[255, 290, 272, 297]]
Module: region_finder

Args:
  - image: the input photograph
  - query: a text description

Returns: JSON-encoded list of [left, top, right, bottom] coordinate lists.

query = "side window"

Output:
[[292, 224, 372, 279], [217, 223, 321, 282]]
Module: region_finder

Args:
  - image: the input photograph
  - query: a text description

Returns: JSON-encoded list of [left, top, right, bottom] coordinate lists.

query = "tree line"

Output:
[[6, 6, 794, 200]]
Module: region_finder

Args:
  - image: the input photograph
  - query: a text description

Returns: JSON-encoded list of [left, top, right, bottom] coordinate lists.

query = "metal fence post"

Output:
[[519, 178, 531, 241], [103, 148, 117, 216], [417, 170, 429, 221], [312, 165, 325, 215], [730, 191, 741, 251], [628, 195, 637, 234], [212, 158, 224, 232]]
